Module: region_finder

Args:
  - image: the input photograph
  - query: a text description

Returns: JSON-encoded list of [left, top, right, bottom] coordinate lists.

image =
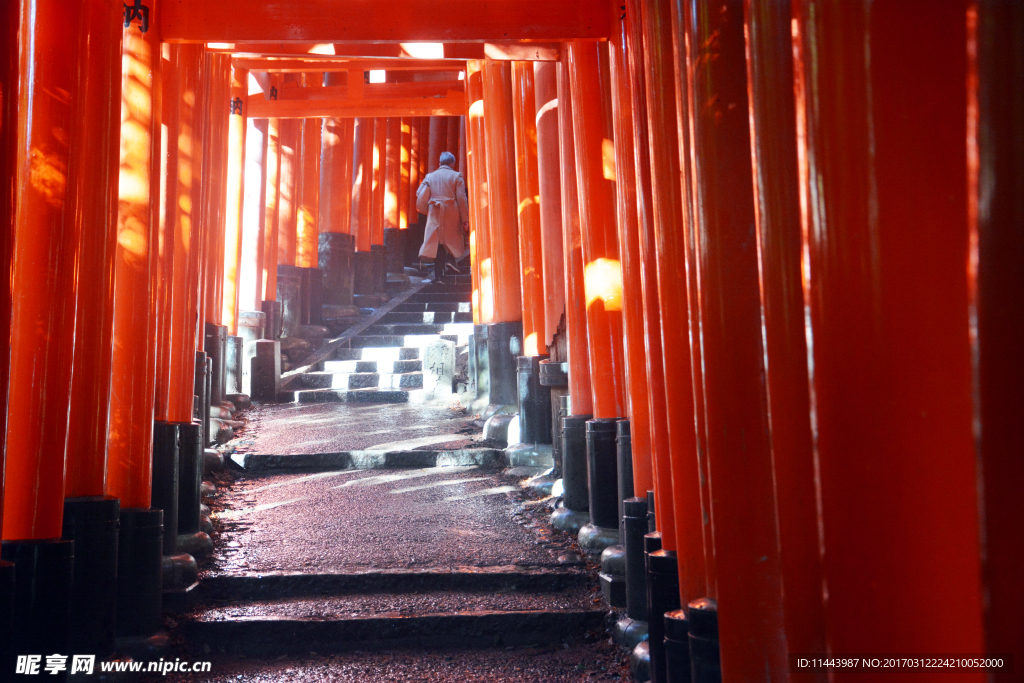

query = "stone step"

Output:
[[183, 596, 603, 656], [348, 333, 466, 349], [233, 448, 506, 472], [200, 567, 590, 601], [395, 301, 472, 314], [381, 311, 455, 324], [365, 323, 447, 336], [295, 387, 421, 404], [408, 292, 470, 304], [420, 282, 472, 294], [322, 358, 423, 374], [332, 346, 421, 362], [300, 371, 424, 390]]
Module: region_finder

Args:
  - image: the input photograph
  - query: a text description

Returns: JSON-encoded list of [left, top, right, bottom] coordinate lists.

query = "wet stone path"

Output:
[[157, 352, 631, 681]]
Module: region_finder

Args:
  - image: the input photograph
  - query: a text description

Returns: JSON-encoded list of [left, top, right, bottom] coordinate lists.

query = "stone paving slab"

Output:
[[155, 643, 629, 683], [205, 466, 578, 575]]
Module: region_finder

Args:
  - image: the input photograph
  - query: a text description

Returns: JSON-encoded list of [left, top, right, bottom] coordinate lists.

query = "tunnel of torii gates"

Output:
[[0, 0, 1022, 681]]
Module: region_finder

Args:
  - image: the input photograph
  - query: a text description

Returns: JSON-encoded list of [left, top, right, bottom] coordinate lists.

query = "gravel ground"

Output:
[[144, 641, 630, 682]]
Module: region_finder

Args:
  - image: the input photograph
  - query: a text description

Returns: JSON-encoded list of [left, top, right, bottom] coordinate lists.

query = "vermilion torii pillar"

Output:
[[278, 118, 300, 267], [428, 115, 448, 173], [2, 0, 84, 657], [239, 114, 268, 314], [637, 0, 691, 621], [556, 61, 592, 419], [60, 0, 123, 655], [466, 61, 492, 325], [370, 117, 388, 294], [400, 117, 412, 230], [510, 61, 545, 357], [261, 115, 282, 326], [222, 66, 249, 335], [318, 73, 356, 313], [793, 1, 986, 675], [680, 1, 788, 679], [744, 0, 828, 673], [970, 1, 1024, 673], [533, 62, 564, 356], [383, 117, 406, 277], [295, 73, 322, 270], [565, 40, 625, 555], [107, 3, 166, 640], [607, 17, 654, 503], [350, 116, 376, 296], [481, 60, 524, 418]]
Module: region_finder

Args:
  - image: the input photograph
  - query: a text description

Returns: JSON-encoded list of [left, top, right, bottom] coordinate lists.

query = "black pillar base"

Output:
[[0, 560, 13, 673], [318, 232, 356, 307], [406, 214, 426, 266], [1, 539, 74, 666], [204, 323, 227, 405], [688, 598, 721, 683], [551, 413, 591, 534], [276, 265, 304, 335], [370, 244, 387, 296], [115, 508, 163, 638], [225, 335, 243, 395], [305, 266, 324, 325], [152, 422, 180, 556], [177, 422, 204, 549], [580, 418, 621, 556], [353, 250, 375, 296], [540, 361, 569, 475], [665, 610, 692, 683], [194, 350, 208, 445], [383, 228, 408, 277], [62, 496, 120, 656], [472, 324, 489, 408], [516, 355, 553, 444], [647, 541, 681, 683], [485, 321, 523, 410], [261, 299, 280, 340], [624, 497, 650, 622]]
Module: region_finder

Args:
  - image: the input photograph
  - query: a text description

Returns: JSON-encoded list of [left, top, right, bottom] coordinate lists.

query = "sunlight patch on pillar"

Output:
[[584, 258, 623, 312], [602, 138, 616, 181], [524, 332, 539, 357]]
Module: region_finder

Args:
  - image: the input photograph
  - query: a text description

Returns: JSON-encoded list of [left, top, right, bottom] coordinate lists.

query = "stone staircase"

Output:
[[293, 276, 473, 404]]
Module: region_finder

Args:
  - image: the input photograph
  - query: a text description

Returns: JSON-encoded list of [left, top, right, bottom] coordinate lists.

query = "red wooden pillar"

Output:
[[681, 1, 787, 677], [566, 41, 626, 421], [320, 72, 352, 236], [371, 117, 387, 246], [351, 117, 374, 253], [262, 117, 282, 302], [384, 117, 402, 230], [511, 61, 545, 356], [625, 0, 670, 510], [482, 60, 523, 325], [447, 116, 461, 169], [0, 0, 16, 538], [278, 119, 300, 265], [3, 0, 84, 541], [466, 61, 492, 324], [400, 117, 412, 230], [427, 116, 447, 173], [407, 117, 422, 226], [793, 1, 985, 675], [556, 61, 592, 416], [320, 116, 353, 234], [162, 43, 206, 424], [744, 0, 827, 671], [295, 76, 322, 268], [239, 115, 268, 313], [203, 55, 231, 327], [607, 16, 653, 498], [64, 0, 123, 499], [533, 62, 564, 353], [221, 66, 248, 334], [107, 2, 163, 511], [638, 0, 694, 579], [969, 2, 1024, 673]]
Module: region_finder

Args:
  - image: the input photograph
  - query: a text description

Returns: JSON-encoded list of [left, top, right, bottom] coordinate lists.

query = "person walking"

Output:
[[415, 151, 469, 283]]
